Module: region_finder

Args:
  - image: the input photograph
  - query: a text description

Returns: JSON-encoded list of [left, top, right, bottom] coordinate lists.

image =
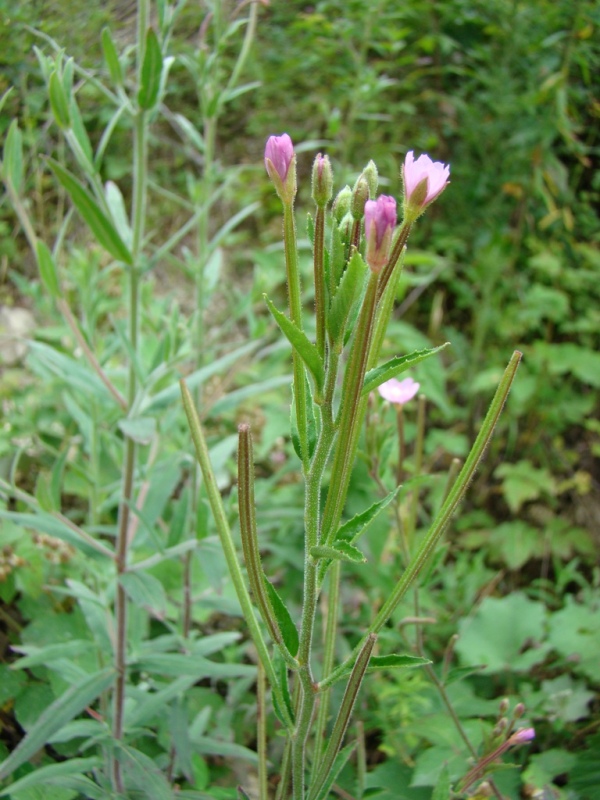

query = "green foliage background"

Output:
[[0, 0, 599, 798]]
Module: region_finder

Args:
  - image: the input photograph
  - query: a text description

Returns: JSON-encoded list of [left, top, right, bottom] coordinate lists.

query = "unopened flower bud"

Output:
[[364, 194, 397, 272], [351, 175, 369, 220], [499, 698, 509, 715], [333, 186, 352, 222], [402, 150, 450, 222], [513, 702, 525, 718], [265, 133, 297, 204], [311, 153, 333, 208], [362, 160, 379, 198], [508, 727, 535, 745]]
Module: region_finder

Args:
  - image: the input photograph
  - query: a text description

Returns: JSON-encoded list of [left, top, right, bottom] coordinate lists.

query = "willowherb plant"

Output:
[[182, 135, 523, 799]]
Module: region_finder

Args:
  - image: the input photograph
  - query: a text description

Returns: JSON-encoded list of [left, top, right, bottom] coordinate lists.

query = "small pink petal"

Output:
[[377, 377, 420, 405], [265, 133, 294, 182], [403, 150, 450, 206], [509, 727, 535, 745]]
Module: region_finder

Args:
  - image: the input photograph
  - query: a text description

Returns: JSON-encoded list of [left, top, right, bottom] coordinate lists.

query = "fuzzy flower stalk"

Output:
[[402, 150, 450, 223]]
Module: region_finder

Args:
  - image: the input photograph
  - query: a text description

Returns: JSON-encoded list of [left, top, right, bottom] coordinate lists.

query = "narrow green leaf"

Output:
[[335, 487, 399, 544], [35, 240, 61, 297], [368, 654, 431, 670], [264, 578, 299, 657], [118, 415, 156, 444], [120, 571, 167, 615], [138, 28, 163, 110], [117, 745, 172, 800], [101, 27, 123, 86], [264, 295, 324, 390], [68, 96, 94, 171], [0, 758, 101, 798], [432, 763, 451, 800], [362, 343, 450, 396], [3, 119, 23, 193], [310, 541, 366, 564], [48, 71, 71, 129], [311, 742, 356, 800], [0, 668, 114, 781], [48, 160, 132, 264], [134, 654, 255, 679], [306, 212, 315, 245], [0, 87, 14, 115], [328, 249, 367, 344]]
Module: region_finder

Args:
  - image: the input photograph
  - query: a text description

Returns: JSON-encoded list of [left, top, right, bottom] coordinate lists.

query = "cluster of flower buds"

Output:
[[265, 134, 449, 272]]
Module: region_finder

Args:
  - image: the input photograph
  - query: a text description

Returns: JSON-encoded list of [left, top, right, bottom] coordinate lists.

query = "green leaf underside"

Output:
[[362, 343, 450, 396], [264, 578, 299, 656], [36, 240, 61, 297], [335, 487, 400, 543], [310, 541, 365, 563], [264, 295, 324, 390], [0, 758, 101, 798], [4, 119, 24, 193], [47, 160, 132, 264]]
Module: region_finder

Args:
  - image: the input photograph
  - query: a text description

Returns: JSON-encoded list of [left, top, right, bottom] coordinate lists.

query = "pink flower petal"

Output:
[[377, 377, 420, 405]]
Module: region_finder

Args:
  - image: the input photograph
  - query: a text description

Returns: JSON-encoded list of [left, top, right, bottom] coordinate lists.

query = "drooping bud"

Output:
[[311, 153, 333, 208], [508, 727, 535, 745], [333, 186, 352, 223], [402, 150, 450, 222], [364, 194, 397, 272], [265, 133, 297, 204]]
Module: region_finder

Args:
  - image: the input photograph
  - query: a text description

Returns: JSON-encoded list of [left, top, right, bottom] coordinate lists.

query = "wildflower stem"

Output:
[[319, 351, 521, 690], [313, 205, 326, 361]]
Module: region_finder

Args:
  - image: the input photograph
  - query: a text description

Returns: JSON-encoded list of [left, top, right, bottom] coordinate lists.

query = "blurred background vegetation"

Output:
[[0, 0, 599, 798]]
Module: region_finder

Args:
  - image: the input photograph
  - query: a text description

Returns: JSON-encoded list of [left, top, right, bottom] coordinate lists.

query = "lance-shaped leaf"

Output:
[[264, 294, 324, 391], [48, 71, 71, 130], [335, 487, 399, 544], [101, 27, 123, 86], [368, 654, 431, 670], [0, 668, 114, 781], [362, 343, 450, 396], [3, 119, 23, 193], [328, 248, 367, 345], [310, 541, 365, 564], [35, 241, 61, 298], [48, 160, 133, 264], [264, 579, 299, 657], [138, 28, 163, 110]]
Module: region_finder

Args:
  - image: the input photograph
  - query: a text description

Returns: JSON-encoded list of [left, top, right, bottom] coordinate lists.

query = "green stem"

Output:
[[310, 559, 341, 783], [313, 205, 326, 361], [320, 351, 521, 690], [111, 4, 148, 784], [283, 202, 309, 469], [180, 380, 293, 731], [406, 394, 426, 544], [257, 660, 268, 800], [308, 634, 376, 800], [320, 271, 379, 547]]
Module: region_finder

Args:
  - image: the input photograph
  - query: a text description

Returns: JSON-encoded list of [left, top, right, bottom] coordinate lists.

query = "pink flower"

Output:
[[378, 377, 420, 405], [402, 151, 450, 220], [364, 195, 397, 272], [265, 133, 294, 183], [508, 727, 535, 745]]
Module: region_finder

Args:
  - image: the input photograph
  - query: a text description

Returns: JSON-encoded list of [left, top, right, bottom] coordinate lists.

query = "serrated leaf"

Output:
[[48, 71, 71, 129], [368, 654, 431, 670], [328, 249, 367, 344], [0, 668, 114, 781], [335, 487, 399, 544], [264, 578, 299, 657], [101, 27, 123, 86], [3, 119, 23, 193], [264, 295, 324, 390], [47, 160, 132, 264], [138, 28, 163, 110], [35, 240, 61, 297], [362, 343, 450, 396], [310, 541, 366, 564], [0, 758, 101, 798]]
